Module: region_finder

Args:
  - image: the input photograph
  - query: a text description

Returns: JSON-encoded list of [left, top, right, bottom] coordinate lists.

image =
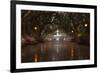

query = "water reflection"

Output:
[[34, 53, 38, 62], [21, 41, 90, 63], [71, 48, 74, 59]]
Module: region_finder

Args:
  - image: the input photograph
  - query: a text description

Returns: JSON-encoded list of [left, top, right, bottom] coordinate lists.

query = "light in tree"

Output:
[[71, 30, 74, 33], [78, 33, 81, 37], [34, 27, 38, 30], [84, 24, 88, 27]]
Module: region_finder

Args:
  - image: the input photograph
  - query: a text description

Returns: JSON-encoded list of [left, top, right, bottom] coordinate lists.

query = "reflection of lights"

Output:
[[56, 45, 59, 53], [34, 54, 38, 62], [34, 27, 37, 30], [71, 48, 74, 57], [84, 24, 88, 27]]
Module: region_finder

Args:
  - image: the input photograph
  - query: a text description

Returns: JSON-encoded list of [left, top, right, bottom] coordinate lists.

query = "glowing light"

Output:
[[78, 34, 81, 37], [54, 29, 62, 41], [83, 18, 85, 22], [34, 54, 38, 62], [71, 30, 74, 33], [34, 27, 37, 30], [56, 38, 59, 41], [84, 24, 88, 27], [56, 29, 61, 36]]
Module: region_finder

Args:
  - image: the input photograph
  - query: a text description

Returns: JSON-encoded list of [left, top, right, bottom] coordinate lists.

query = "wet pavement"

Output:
[[21, 41, 90, 63]]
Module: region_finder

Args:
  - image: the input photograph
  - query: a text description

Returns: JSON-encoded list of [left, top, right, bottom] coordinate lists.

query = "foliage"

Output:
[[21, 10, 90, 42]]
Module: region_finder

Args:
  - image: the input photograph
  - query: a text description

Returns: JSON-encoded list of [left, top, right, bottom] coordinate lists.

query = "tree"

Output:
[[68, 13, 90, 41], [21, 10, 90, 43]]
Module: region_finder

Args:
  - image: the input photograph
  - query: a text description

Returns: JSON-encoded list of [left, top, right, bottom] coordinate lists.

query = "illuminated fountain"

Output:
[[54, 29, 61, 41], [45, 29, 67, 41]]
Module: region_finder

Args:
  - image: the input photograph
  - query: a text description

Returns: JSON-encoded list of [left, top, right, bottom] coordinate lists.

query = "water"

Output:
[[21, 41, 90, 63]]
